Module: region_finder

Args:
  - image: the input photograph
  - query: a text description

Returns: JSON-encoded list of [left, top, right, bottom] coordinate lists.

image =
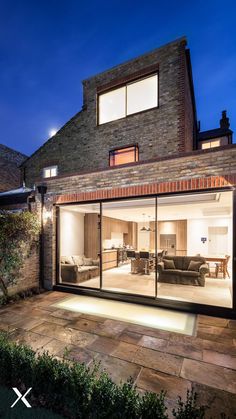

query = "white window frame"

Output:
[[98, 73, 158, 125], [43, 165, 58, 178]]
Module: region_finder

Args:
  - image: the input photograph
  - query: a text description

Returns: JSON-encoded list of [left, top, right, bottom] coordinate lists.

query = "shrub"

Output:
[[0, 332, 211, 418], [172, 390, 207, 418], [0, 211, 40, 297]]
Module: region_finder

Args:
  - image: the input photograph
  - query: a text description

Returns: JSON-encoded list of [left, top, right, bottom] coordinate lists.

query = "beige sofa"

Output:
[[61, 255, 99, 284], [157, 256, 209, 287]]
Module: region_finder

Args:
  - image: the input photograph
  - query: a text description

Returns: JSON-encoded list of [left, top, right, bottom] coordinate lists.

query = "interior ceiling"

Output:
[[61, 192, 232, 222]]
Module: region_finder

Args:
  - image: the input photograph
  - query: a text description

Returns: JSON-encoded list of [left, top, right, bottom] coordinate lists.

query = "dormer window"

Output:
[[98, 74, 158, 125], [43, 165, 58, 178]]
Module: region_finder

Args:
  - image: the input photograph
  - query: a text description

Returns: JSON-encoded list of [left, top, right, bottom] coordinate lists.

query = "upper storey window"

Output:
[[200, 140, 221, 150], [43, 165, 58, 178], [98, 74, 158, 125], [109, 145, 139, 167]]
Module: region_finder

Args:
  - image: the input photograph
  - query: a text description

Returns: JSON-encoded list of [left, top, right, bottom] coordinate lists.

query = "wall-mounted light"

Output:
[[43, 208, 52, 223]]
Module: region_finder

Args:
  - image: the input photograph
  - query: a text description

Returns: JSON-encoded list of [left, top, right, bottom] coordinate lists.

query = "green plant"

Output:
[[0, 333, 222, 419], [140, 391, 168, 419], [0, 211, 40, 297], [172, 389, 207, 418]]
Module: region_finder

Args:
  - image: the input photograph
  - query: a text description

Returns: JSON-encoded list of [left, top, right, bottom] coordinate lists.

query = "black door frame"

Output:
[[54, 186, 236, 319]]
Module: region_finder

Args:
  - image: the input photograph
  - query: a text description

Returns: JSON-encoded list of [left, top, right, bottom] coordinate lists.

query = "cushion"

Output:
[[78, 266, 91, 272], [72, 255, 84, 266], [83, 257, 93, 266], [188, 260, 202, 272], [61, 256, 74, 265], [92, 259, 100, 266], [163, 259, 176, 270]]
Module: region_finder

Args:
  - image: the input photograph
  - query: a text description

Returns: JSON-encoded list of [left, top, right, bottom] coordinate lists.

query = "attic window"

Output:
[[43, 165, 58, 178], [98, 74, 158, 124]]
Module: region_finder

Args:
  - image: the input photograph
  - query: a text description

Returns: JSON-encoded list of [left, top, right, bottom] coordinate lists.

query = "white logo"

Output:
[[11, 387, 32, 408]]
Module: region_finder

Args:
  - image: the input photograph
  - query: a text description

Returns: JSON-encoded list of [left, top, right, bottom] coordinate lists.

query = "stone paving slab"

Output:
[[137, 367, 191, 400], [95, 353, 142, 385], [192, 383, 236, 418], [87, 335, 121, 355], [111, 341, 140, 363], [203, 349, 236, 370], [181, 358, 236, 394], [117, 330, 143, 345], [134, 346, 183, 376], [9, 330, 53, 352]]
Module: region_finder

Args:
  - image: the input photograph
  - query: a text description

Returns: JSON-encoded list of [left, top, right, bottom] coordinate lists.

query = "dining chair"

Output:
[[215, 255, 230, 279]]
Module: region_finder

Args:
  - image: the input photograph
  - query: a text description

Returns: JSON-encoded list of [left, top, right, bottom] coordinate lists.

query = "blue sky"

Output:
[[0, 0, 235, 156]]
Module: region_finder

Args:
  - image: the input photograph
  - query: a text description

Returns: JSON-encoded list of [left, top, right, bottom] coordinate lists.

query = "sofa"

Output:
[[157, 256, 209, 287], [61, 255, 99, 284]]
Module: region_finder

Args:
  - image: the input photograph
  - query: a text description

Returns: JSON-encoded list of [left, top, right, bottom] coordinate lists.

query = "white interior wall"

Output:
[[60, 209, 84, 256], [103, 232, 124, 249], [138, 222, 150, 250], [187, 217, 232, 257]]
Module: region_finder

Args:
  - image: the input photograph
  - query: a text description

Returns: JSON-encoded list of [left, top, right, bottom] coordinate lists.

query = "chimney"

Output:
[[220, 110, 230, 129]]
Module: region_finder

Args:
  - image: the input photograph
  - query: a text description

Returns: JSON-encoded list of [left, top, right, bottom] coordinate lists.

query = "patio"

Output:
[[0, 291, 235, 417]]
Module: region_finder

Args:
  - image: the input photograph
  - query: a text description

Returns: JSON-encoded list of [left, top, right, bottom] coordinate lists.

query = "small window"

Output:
[[98, 73, 158, 125], [109, 146, 139, 167], [43, 165, 58, 178], [201, 140, 220, 150]]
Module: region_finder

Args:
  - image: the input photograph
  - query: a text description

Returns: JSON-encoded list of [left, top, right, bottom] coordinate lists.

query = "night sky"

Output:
[[0, 0, 235, 156]]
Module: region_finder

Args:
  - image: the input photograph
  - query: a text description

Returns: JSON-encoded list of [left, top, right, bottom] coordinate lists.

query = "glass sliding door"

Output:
[[156, 190, 233, 307], [101, 198, 156, 296], [58, 203, 100, 289]]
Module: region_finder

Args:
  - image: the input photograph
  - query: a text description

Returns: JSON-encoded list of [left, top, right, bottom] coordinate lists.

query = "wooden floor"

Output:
[[77, 263, 233, 308], [0, 291, 235, 418]]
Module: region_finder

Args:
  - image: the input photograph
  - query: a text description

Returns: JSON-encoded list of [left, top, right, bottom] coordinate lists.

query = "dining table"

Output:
[[204, 255, 227, 279]]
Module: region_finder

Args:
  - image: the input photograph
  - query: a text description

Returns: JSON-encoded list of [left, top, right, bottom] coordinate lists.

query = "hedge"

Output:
[[0, 332, 208, 418]]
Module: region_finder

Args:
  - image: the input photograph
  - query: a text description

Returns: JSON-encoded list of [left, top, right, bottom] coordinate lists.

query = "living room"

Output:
[[58, 190, 233, 308]]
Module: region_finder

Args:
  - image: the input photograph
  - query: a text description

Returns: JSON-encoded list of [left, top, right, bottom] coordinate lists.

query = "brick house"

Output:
[[0, 144, 27, 192], [21, 37, 236, 318]]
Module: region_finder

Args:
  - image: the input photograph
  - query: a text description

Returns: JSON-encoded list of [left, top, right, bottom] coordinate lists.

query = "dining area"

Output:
[[127, 249, 165, 275], [204, 255, 231, 279]]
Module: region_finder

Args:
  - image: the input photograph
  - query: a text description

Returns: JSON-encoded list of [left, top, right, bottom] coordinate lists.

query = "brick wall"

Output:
[[23, 37, 195, 187], [6, 243, 39, 296], [43, 146, 236, 198]]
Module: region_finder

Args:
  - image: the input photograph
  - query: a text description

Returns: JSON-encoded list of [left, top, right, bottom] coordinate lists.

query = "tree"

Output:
[[0, 211, 40, 298]]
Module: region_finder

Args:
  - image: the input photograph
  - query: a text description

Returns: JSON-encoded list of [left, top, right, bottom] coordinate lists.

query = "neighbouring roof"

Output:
[[198, 128, 233, 142], [0, 144, 28, 193], [0, 186, 33, 206], [0, 143, 27, 166], [0, 186, 33, 197]]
